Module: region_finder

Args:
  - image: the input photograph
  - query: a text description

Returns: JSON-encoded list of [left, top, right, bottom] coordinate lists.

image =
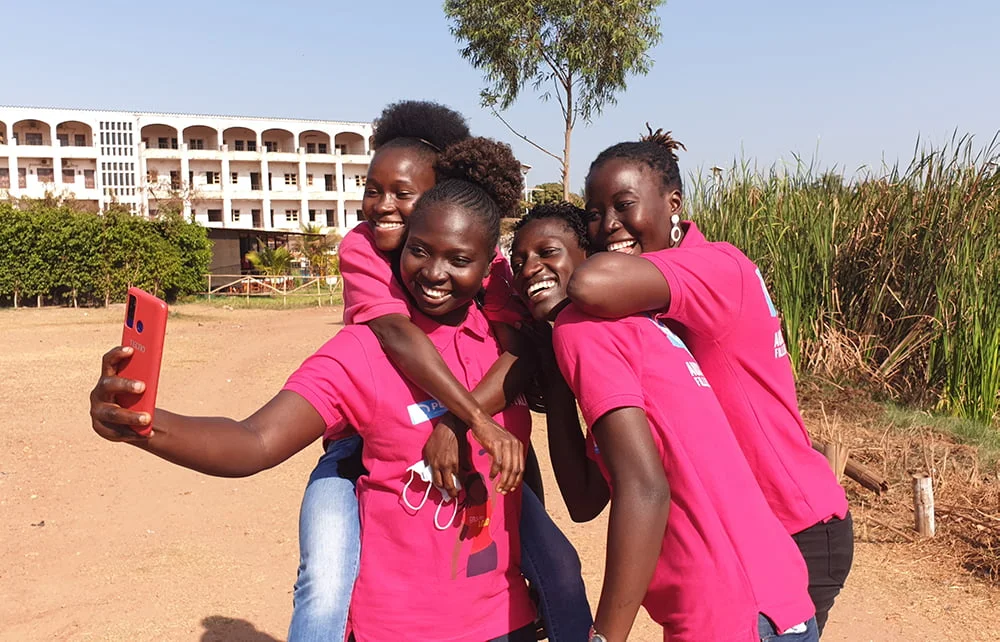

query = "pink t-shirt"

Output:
[[553, 307, 814, 641], [339, 221, 529, 326], [643, 222, 848, 535], [284, 305, 535, 641]]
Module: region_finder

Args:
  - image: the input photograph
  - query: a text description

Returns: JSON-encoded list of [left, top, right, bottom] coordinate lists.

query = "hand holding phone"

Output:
[[115, 287, 168, 435]]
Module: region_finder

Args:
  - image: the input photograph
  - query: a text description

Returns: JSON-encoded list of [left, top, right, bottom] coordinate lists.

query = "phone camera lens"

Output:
[[136, 320, 144, 333]]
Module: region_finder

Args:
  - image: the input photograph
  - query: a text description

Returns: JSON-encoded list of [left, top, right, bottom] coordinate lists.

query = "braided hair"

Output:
[[514, 202, 589, 251], [371, 100, 470, 158], [587, 124, 687, 194], [411, 137, 524, 249]]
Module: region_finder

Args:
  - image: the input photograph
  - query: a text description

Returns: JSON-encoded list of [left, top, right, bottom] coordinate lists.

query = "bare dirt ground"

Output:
[[2, 304, 999, 641]]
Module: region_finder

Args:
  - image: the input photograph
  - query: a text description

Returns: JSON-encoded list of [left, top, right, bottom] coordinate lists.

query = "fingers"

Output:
[[91, 399, 151, 430], [101, 346, 134, 378], [487, 430, 525, 496]]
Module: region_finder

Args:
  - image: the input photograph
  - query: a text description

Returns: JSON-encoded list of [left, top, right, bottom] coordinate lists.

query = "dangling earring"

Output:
[[670, 214, 682, 246]]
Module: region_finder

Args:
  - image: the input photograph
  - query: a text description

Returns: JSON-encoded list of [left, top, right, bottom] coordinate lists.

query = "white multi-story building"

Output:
[[0, 106, 373, 234]]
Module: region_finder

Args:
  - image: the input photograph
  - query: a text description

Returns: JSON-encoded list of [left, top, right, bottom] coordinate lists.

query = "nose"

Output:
[[374, 194, 396, 214], [421, 257, 447, 284], [600, 209, 621, 237]]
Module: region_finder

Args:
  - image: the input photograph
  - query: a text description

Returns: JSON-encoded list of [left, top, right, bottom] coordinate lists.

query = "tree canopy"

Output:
[[444, 0, 664, 198]]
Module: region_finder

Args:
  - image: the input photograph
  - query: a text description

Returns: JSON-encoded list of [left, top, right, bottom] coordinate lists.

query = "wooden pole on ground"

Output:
[[811, 439, 889, 494], [820, 441, 849, 481], [912, 473, 935, 538]]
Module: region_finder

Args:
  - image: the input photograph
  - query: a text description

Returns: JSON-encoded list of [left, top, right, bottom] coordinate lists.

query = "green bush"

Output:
[[0, 200, 212, 307]]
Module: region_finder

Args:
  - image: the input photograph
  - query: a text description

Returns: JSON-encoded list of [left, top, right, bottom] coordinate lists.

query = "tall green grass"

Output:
[[689, 134, 1000, 425]]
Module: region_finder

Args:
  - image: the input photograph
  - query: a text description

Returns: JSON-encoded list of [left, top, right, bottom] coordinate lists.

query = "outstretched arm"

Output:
[[90, 347, 326, 477], [566, 252, 671, 319], [590, 406, 671, 642]]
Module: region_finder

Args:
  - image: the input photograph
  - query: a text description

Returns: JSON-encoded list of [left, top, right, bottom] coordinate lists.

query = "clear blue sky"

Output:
[[2, 1, 997, 191]]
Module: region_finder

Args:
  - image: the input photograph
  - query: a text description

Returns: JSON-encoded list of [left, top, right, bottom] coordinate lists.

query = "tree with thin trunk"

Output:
[[444, 0, 664, 200]]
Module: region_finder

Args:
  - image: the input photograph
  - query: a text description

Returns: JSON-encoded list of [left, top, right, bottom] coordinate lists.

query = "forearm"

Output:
[[594, 487, 670, 641], [545, 382, 608, 521], [370, 315, 489, 426], [133, 409, 274, 477], [566, 253, 671, 318], [130, 391, 325, 478]]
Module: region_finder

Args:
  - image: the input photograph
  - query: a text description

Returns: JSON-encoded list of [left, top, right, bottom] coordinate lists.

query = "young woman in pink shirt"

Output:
[[510, 203, 818, 642], [566, 130, 853, 636], [89, 138, 552, 641], [318, 102, 589, 641]]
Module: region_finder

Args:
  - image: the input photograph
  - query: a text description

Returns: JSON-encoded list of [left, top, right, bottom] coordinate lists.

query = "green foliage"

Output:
[[246, 245, 293, 276], [0, 199, 211, 307], [444, 0, 663, 198], [530, 182, 584, 207], [688, 134, 1000, 425]]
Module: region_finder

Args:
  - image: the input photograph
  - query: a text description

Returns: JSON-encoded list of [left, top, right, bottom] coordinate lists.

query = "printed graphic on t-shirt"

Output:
[[408, 398, 449, 424], [646, 316, 711, 388], [773, 330, 788, 359], [646, 315, 690, 351], [451, 473, 498, 579], [755, 268, 778, 317], [685, 361, 711, 388]]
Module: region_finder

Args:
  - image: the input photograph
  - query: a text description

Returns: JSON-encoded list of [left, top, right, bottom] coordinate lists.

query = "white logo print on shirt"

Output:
[[773, 330, 788, 359], [645, 315, 711, 389], [407, 399, 449, 425]]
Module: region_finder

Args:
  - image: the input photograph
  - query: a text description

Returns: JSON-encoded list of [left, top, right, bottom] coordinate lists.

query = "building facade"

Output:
[[0, 106, 374, 234]]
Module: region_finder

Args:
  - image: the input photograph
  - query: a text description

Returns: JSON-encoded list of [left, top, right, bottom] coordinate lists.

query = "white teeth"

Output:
[[527, 280, 556, 297], [420, 285, 448, 300], [607, 240, 637, 253], [376, 221, 405, 229]]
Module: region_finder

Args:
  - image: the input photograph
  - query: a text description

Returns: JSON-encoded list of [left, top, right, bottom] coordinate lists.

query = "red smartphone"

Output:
[[118, 287, 168, 435]]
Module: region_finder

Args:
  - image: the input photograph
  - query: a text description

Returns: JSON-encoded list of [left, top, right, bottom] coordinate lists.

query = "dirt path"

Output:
[[2, 305, 997, 641]]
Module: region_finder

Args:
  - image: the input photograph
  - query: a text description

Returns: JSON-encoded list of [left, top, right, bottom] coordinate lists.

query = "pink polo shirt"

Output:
[[284, 304, 535, 642], [340, 221, 529, 326], [553, 307, 814, 641], [643, 222, 848, 535]]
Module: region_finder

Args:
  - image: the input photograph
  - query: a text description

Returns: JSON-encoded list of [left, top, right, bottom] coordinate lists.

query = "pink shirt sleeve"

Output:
[[481, 252, 531, 326], [552, 308, 645, 426], [643, 246, 743, 339], [282, 329, 377, 441], [339, 224, 411, 325]]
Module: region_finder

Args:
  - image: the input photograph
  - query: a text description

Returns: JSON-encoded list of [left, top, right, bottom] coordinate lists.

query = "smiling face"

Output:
[[362, 145, 437, 252], [511, 218, 589, 321], [399, 202, 494, 325], [584, 157, 683, 255]]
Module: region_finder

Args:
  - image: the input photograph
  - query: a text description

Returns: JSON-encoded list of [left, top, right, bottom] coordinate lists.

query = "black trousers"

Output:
[[792, 511, 854, 636]]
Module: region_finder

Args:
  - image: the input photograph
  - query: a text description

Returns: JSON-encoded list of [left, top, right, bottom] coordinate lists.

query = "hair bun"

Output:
[[372, 100, 470, 151], [436, 137, 524, 218], [640, 124, 686, 162]]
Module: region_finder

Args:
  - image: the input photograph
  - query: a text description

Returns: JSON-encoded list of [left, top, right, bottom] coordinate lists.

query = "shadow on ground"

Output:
[[201, 615, 283, 642]]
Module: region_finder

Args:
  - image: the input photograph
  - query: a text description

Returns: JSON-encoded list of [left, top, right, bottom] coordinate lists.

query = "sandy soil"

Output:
[[2, 304, 998, 641]]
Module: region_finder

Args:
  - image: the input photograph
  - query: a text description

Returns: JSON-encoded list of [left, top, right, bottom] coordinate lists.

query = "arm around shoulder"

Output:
[[567, 252, 672, 318]]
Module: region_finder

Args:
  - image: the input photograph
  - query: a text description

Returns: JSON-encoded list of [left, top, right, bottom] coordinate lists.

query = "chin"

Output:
[[373, 230, 407, 252]]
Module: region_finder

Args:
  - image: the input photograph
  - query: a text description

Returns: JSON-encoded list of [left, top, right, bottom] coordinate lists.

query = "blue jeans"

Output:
[[758, 614, 820, 642], [519, 485, 593, 640], [288, 438, 592, 642], [287, 436, 363, 642]]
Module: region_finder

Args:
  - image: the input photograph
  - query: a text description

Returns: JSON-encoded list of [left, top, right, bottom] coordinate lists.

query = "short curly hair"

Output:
[[371, 100, 470, 158], [410, 137, 524, 249], [514, 202, 589, 251], [586, 124, 687, 195]]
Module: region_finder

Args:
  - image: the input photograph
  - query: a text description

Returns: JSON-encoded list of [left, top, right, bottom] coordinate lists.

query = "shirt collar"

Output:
[[409, 303, 491, 350], [678, 220, 707, 247]]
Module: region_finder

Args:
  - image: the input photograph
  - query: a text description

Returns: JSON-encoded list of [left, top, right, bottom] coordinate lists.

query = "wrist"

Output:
[[588, 625, 608, 642]]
